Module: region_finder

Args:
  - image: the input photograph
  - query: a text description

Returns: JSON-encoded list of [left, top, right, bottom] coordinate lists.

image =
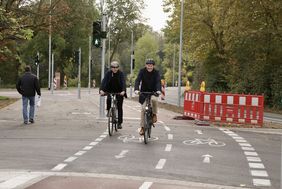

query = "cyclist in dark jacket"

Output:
[[16, 65, 41, 124], [100, 61, 126, 129], [134, 59, 161, 135]]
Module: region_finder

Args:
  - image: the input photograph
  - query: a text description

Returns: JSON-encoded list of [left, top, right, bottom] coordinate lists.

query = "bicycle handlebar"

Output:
[[139, 91, 159, 97]]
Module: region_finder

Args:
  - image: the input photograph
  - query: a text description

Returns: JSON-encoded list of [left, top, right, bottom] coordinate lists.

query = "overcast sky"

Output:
[[142, 0, 169, 32]]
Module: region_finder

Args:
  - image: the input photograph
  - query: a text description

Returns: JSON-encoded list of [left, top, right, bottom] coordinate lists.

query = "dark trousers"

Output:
[[107, 95, 124, 124]]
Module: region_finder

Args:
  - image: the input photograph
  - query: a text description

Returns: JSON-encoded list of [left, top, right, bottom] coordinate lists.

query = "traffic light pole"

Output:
[[51, 53, 54, 94], [99, 13, 106, 118], [37, 52, 39, 79], [78, 47, 81, 99], [88, 36, 91, 94], [130, 31, 134, 99]]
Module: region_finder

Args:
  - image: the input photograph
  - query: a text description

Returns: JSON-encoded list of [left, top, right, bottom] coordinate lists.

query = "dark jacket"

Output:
[[16, 72, 41, 97], [100, 70, 126, 94], [134, 67, 161, 104]]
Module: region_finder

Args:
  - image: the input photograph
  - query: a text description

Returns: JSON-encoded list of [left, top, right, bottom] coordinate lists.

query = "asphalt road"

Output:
[[0, 88, 281, 189]]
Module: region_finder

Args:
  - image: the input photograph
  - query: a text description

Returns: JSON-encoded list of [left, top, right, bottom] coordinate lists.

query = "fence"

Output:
[[183, 91, 264, 126]]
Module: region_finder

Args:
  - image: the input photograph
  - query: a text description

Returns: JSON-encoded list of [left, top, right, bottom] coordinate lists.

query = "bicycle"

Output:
[[139, 92, 158, 144], [106, 93, 120, 136]]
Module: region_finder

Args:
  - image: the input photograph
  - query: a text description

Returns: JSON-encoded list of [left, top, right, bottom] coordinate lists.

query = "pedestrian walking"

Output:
[[16, 65, 41, 124]]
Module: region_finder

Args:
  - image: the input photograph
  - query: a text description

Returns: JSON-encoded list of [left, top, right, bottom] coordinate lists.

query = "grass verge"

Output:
[[0, 96, 19, 109]]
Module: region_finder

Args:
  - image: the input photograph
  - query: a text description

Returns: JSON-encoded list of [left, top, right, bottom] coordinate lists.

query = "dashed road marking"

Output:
[[51, 163, 67, 171], [75, 151, 86, 156], [168, 134, 173, 140], [139, 181, 153, 189], [165, 144, 172, 152], [219, 128, 271, 187], [83, 146, 93, 150], [155, 159, 166, 169], [64, 156, 77, 162]]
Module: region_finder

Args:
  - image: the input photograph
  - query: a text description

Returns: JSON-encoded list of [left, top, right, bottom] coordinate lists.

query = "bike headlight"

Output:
[[145, 106, 149, 110]]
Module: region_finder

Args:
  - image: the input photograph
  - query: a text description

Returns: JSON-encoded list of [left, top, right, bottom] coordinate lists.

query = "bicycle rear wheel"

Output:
[[108, 108, 114, 136]]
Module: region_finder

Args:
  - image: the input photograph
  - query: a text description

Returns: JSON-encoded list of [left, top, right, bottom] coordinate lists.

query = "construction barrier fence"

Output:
[[183, 91, 264, 126]]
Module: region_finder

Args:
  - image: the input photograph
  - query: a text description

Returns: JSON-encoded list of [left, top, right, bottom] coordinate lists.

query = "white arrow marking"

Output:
[[195, 130, 203, 135], [202, 154, 213, 163], [115, 150, 129, 159]]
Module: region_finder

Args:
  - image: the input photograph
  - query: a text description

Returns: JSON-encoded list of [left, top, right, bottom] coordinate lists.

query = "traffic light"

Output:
[[92, 21, 101, 48], [74, 50, 79, 65], [34, 55, 39, 66], [132, 58, 135, 69]]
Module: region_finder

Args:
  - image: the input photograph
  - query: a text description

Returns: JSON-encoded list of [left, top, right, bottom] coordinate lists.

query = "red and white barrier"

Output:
[[184, 91, 264, 126], [53, 77, 57, 90]]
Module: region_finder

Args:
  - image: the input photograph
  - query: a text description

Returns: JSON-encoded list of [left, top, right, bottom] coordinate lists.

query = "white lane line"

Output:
[[139, 181, 153, 189], [164, 126, 171, 131], [244, 151, 258, 156], [155, 159, 166, 169], [89, 142, 99, 146], [242, 147, 255, 151], [64, 156, 77, 163], [103, 132, 108, 135], [0, 173, 40, 189], [115, 150, 129, 159], [95, 138, 103, 142], [74, 151, 86, 156], [228, 133, 239, 137], [253, 179, 271, 186], [232, 136, 244, 140], [51, 163, 67, 171], [195, 130, 203, 135], [83, 146, 93, 150], [249, 163, 265, 169], [165, 144, 172, 152], [168, 134, 173, 140], [239, 143, 252, 147], [100, 134, 107, 138], [247, 156, 262, 162], [250, 170, 269, 177], [159, 121, 171, 131], [219, 128, 271, 187]]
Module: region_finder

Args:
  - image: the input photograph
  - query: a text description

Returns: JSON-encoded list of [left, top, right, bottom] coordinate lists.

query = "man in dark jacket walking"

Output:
[[100, 61, 126, 129], [16, 65, 41, 124]]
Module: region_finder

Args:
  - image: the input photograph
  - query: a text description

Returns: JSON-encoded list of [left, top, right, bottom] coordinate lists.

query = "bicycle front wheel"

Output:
[[108, 108, 114, 136], [143, 112, 150, 144]]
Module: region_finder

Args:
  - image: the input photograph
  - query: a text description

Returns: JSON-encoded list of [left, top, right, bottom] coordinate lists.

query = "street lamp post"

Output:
[[130, 30, 134, 99], [178, 0, 184, 107], [48, 0, 52, 90]]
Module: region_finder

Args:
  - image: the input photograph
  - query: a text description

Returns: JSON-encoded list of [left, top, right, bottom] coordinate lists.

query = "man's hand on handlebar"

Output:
[[120, 91, 125, 96]]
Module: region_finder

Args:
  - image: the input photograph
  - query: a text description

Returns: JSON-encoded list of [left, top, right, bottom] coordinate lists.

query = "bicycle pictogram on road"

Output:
[[183, 138, 225, 147]]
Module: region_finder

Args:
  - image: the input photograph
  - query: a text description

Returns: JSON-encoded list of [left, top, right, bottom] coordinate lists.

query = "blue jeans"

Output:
[[22, 96, 35, 122]]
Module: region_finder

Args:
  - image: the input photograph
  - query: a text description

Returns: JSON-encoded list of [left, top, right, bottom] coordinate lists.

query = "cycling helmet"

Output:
[[145, 59, 155, 65], [110, 61, 119, 68]]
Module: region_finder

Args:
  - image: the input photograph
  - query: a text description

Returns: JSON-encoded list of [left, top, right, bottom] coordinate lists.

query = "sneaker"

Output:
[[118, 124, 122, 129], [139, 127, 144, 135], [24, 121, 28, 125], [29, 119, 34, 123], [152, 114, 157, 123]]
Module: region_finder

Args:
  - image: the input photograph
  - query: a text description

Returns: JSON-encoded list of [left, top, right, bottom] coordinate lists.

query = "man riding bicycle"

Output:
[[100, 61, 126, 129], [134, 59, 161, 135]]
